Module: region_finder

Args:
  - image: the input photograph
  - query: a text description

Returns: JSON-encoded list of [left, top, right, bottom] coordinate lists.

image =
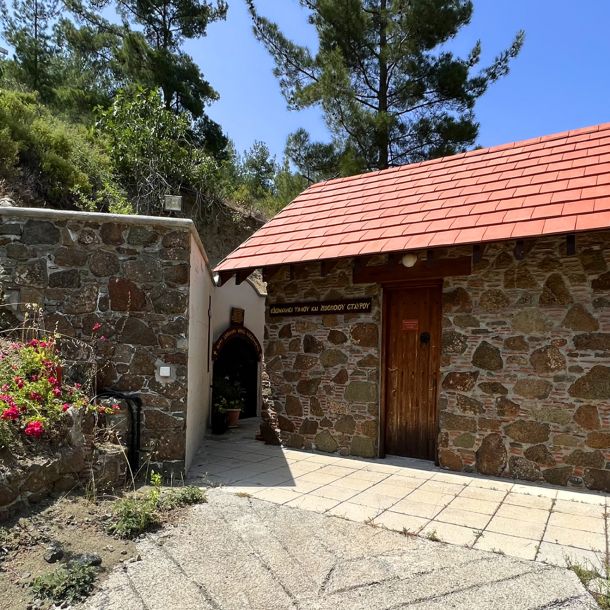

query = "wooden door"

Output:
[[383, 283, 442, 460]]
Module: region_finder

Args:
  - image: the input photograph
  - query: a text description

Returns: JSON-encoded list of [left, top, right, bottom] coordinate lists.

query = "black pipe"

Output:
[[95, 390, 142, 472]]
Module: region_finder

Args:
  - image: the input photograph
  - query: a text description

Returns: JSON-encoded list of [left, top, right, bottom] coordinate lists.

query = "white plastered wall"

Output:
[[185, 234, 213, 470], [211, 276, 266, 416], [212, 277, 265, 346]]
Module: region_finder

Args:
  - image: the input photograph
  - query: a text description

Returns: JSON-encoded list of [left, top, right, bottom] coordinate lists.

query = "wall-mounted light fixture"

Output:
[[401, 253, 418, 268], [164, 194, 182, 212]]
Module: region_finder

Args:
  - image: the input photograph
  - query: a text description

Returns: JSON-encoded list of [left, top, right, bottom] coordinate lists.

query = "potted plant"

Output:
[[213, 377, 245, 429]]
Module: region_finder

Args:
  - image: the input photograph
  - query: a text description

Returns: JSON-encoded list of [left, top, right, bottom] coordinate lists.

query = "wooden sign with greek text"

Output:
[[269, 298, 372, 317]]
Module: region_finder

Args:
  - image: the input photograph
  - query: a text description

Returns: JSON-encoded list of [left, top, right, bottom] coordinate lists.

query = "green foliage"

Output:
[[30, 562, 97, 604], [213, 375, 246, 413], [0, 89, 124, 209], [107, 492, 161, 539], [249, 0, 525, 171], [0, 0, 60, 101], [97, 86, 224, 215], [227, 143, 307, 217], [108, 472, 206, 539], [159, 485, 206, 510]]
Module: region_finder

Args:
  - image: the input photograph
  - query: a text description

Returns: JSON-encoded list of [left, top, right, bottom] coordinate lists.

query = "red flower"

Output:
[[14, 376, 24, 389], [1, 384, 8, 392], [112, 403, 120, 411], [99, 335, 107, 342], [92, 322, 102, 332], [24, 420, 44, 438], [28, 338, 39, 347], [29, 391, 44, 402], [62, 403, 71, 412], [48, 376, 58, 386], [1, 406, 19, 420], [52, 387, 62, 397]]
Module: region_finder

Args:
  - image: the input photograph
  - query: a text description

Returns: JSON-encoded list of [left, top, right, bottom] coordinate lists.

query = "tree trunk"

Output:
[[377, 0, 389, 170], [33, 0, 39, 92]]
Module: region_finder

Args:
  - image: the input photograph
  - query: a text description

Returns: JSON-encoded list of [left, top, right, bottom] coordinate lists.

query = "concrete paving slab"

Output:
[[85, 491, 598, 609], [193, 425, 609, 573]]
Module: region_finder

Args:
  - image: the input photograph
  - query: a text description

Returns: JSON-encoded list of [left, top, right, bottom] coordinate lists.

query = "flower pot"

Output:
[[225, 409, 241, 428]]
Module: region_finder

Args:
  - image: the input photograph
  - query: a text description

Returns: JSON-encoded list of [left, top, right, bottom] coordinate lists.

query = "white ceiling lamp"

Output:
[[401, 253, 418, 268]]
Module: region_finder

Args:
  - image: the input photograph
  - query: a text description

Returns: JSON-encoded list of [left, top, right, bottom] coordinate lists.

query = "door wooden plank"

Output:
[[383, 283, 441, 460]]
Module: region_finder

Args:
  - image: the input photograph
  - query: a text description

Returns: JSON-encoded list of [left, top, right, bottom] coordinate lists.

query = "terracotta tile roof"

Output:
[[216, 122, 610, 273]]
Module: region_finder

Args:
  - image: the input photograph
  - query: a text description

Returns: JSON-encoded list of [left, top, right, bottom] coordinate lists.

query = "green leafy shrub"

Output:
[[108, 472, 206, 539], [159, 485, 206, 510], [107, 494, 161, 539], [0, 89, 123, 210], [30, 562, 97, 604]]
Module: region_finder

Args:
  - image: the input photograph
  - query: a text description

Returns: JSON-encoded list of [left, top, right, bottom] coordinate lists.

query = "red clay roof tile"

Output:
[[216, 122, 610, 272]]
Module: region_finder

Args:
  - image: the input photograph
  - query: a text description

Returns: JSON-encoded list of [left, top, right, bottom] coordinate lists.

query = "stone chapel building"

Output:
[[216, 122, 610, 493]]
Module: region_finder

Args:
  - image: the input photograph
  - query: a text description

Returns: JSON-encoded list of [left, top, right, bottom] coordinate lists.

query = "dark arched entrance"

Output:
[[212, 327, 262, 420]]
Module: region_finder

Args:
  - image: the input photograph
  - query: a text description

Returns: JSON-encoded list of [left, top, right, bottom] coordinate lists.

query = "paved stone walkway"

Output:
[[85, 489, 597, 609], [188, 422, 609, 572]]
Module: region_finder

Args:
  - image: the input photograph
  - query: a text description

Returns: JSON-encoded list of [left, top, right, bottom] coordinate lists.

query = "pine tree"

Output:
[[248, 0, 524, 172], [68, 0, 227, 117], [0, 0, 59, 99]]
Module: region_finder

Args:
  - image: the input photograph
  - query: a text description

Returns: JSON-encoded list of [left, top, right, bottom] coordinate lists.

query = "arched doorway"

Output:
[[212, 326, 262, 420]]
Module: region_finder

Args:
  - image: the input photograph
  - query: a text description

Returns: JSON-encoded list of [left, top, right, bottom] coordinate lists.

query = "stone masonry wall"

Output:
[[0, 210, 195, 473], [440, 232, 610, 492], [265, 260, 381, 457]]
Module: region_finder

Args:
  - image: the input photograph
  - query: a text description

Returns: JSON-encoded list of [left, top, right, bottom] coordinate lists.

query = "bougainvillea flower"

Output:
[[24, 420, 44, 438], [99, 336, 107, 342], [28, 339, 39, 347], [1, 384, 9, 392], [1, 406, 20, 420], [62, 403, 71, 412], [52, 387, 62, 397], [14, 376, 24, 389], [29, 391, 44, 402], [112, 403, 120, 410], [92, 322, 102, 332], [0, 394, 17, 408]]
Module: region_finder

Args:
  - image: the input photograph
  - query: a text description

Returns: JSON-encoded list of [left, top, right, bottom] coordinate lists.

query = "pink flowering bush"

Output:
[[0, 336, 119, 447]]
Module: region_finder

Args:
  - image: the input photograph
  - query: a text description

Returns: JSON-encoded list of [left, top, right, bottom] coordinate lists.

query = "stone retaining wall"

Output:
[[440, 232, 610, 492], [0, 443, 128, 521], [0, 209, 199, 473], [265, 261, 381, 457]]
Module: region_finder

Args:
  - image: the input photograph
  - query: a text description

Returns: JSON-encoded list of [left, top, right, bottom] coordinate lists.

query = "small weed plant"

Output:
[[567, 556, 610, 609], [30, 562, 97, 604], [108, 472, 206, 539]]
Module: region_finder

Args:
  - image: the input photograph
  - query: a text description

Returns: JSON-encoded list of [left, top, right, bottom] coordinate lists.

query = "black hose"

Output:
[[96, 390, 142, 472]]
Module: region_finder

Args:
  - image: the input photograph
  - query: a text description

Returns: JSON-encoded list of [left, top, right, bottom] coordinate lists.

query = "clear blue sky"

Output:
[[186, 0, 610, 160]]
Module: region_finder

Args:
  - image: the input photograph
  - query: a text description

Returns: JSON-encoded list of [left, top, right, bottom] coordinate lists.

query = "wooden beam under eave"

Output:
[[216, 271, 234, 287], [473, 243, 485, 264], [262, 266, 283, 282], [566, 233, 576, 256], [353, 256, 472, 284], [235, 268, 255, 285]]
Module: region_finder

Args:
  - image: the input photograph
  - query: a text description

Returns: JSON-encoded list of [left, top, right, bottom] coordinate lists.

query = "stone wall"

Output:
[[440, 232, 610, 492], [0, 209, 202, 473], [265, 260, 381, 457]]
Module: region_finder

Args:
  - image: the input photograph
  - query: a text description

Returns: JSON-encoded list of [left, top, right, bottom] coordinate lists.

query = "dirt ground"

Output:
[[0, 493, 138, 610]]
